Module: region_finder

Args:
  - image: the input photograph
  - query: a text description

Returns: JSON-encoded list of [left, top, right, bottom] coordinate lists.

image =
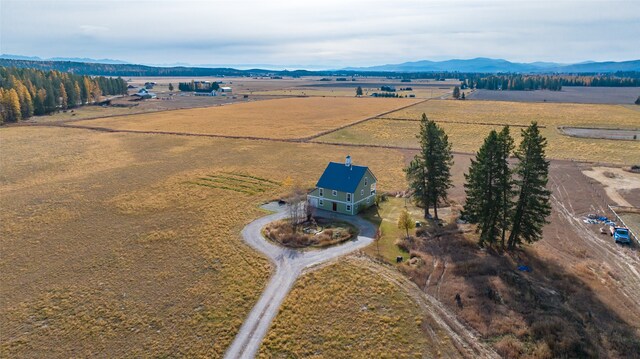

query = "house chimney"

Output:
[[345, 155, 351, 167]]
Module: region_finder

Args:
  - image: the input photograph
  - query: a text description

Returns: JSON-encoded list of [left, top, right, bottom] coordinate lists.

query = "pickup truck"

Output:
[[610, 226, 631, 244]]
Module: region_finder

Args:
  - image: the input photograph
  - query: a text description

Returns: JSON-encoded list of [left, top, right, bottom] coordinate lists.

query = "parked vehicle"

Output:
[[610, 226, 631, 244]]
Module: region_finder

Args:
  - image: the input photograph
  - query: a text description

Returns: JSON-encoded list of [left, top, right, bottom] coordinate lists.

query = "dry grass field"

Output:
[[0, 126, 412, 357], [73, 97, 418, 139], [317, 100, 640, 164], [259, 258, 458, 358], [249, 87, 453, 99]]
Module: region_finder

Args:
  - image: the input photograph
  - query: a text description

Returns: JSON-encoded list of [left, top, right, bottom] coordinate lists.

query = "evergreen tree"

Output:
[[463, 130, 503, 247], [168, 83, 174, 92], [405, 157, 429, 218], [497, 126, 515, 249], [410, 113, 453, 220], [453, 85, 460, 99], [507, 122, 551, 249], [356, 86, 363, 96], [461, 92, 466, 100], [635, 96, 640, 105]]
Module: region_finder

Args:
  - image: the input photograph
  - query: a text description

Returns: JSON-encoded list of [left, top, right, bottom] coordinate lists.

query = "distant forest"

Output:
[[2, 58, 639, 88], [0, 66, 127, 124], [467, 74, 639, 91]]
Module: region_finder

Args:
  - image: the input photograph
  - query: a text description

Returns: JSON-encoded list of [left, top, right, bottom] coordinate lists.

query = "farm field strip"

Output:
[[377, 117, 545, 128], [71, 97, 421, 140]]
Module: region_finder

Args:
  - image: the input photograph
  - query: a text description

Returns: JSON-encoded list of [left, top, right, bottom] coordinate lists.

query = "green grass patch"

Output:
[[361, 197, 424, 263]]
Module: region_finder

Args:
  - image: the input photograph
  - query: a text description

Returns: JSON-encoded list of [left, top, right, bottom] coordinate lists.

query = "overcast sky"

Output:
[[1, 0, 638, 69]]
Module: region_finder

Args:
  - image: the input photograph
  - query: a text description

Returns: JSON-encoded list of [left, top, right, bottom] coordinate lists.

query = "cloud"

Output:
[[1, 0, 638, 67]]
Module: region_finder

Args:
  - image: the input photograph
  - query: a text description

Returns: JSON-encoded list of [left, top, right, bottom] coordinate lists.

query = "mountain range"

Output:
[[343, 58, 640, 73], [1, 54, 639, 74]]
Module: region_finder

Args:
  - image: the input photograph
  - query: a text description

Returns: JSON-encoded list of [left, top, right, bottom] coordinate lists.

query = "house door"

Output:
[[332, 202, 337, 211]]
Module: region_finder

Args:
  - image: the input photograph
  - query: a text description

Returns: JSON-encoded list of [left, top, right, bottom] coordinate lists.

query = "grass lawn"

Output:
[[361, 197, 427, 263]]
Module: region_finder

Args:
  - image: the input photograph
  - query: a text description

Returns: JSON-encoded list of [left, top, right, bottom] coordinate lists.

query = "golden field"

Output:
[[317, 100, 640, 164], [0, 126, 411, 357], [73, 97, 419, 139], [259, 258, 459, 358], [248, 87, 453, 99]]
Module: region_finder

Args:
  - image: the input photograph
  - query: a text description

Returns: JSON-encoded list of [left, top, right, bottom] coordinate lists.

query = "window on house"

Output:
[[346, 205, 352, 211], [361, 189, 364, 196], [366, 197, 370, 204], [332, 190, 337, 197], [319, 188, 324, 197], [347, 193, 351, 202], [319, 199, 324, 206], [364, 177, 368, 186]]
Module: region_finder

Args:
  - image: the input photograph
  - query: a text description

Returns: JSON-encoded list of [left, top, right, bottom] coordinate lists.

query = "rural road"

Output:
[[223, 204, 377, 359]]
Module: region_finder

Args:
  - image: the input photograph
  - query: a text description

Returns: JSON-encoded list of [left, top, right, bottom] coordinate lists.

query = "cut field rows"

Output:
[[189, 172, 281, 195]]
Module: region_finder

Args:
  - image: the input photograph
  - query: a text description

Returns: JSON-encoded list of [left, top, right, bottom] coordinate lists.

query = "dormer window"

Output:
[[347, 193, 352, 202], [332, 190, 337, 197], [319, 188, 324, 197], [364, 177, 368, 186]]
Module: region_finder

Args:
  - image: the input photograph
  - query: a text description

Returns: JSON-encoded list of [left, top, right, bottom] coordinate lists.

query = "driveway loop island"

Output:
[[224, 202, 377, 359]]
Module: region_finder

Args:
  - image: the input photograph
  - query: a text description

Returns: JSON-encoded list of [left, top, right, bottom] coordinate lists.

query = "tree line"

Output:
[[466, 74, 640, 91], [0, 66, 127, 124], [4, 59, 639, 86], [178, 81, 220, 92], [405, 114, 551, 250]]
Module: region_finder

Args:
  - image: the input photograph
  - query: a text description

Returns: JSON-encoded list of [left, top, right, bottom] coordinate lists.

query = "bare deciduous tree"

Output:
[[287, 186, 307, 232]]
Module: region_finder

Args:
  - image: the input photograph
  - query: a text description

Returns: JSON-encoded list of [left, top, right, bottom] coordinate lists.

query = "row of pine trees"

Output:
[[405, 114, 551, 250], [0, 66, 128, 124], [468, 74, 640, 91]]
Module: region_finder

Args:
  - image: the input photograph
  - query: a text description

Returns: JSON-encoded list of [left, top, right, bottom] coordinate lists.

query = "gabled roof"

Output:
[[316, 162, 373, 193]]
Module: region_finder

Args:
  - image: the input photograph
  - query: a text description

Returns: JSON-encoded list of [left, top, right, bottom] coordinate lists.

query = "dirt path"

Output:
[[224, 206, 377, 359], [352, 256, 499, 358], [545, 162, 640, 316], [582, 167, 640, 207]]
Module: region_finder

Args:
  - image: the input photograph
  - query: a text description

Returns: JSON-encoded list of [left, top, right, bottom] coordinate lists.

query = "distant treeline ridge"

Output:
[[0, 66, 127, 123]]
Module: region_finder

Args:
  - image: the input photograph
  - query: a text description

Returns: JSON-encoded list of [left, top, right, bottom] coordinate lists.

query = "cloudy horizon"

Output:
[[1, 0, 639, 69]]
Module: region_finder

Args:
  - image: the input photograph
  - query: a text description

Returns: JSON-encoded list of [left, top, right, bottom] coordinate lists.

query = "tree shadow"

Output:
[[401, 225, 640, 358]]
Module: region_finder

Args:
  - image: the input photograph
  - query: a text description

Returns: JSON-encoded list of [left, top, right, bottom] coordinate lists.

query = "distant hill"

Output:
[[0, 54, 129, 65], [345, 58, 640, 73]]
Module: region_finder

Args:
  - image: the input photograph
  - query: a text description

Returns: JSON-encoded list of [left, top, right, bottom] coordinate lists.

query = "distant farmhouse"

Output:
[[218, 86, 232, 93], [131, 88, 156, 99], [308, 156, 377, 215]]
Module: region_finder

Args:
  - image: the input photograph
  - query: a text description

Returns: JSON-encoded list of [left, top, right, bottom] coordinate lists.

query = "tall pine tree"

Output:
[[407, 113, 453, 220], [497, 126, 515, 249], [405, 157, 429, 218], [507, 122, 551, 249], [463, 130, 502, 247]]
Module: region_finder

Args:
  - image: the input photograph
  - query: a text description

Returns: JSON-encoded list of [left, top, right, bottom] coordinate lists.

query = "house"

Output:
[[194, 90, 217, 96], [218, 86, 232, 93], [307, 156, 377, 215]]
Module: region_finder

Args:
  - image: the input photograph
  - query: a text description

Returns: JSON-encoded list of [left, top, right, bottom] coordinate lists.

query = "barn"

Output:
[[307, 156, 377, 215]]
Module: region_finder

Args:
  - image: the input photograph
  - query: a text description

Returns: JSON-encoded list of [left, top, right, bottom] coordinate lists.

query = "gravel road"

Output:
[[224, 205, 376, 359]]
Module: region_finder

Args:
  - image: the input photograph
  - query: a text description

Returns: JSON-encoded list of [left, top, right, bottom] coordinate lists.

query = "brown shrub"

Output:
[[495, 336, 524, 359]]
